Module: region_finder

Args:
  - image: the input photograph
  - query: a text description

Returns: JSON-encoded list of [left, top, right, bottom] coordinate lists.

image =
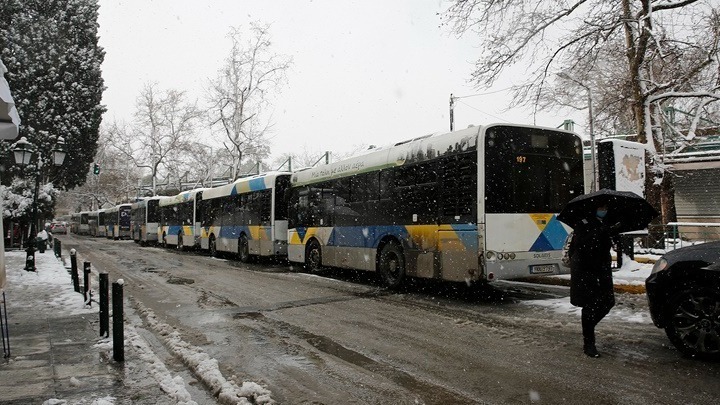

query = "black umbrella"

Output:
[[557, 189, 659, 233]]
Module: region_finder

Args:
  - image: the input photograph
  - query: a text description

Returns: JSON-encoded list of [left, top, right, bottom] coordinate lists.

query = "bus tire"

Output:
[[378, 242, 405, 289], [305, 240, 322, 272], [177, 231, 184, 251], [209, 236, 218, 257], [238, 235, 250, 263]]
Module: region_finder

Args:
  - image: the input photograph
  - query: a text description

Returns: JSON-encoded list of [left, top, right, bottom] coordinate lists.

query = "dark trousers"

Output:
[[581, 293, 615, 344]]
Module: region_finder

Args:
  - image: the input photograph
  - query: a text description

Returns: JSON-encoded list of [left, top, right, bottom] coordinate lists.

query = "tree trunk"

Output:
[[644, 181, 662, 249]]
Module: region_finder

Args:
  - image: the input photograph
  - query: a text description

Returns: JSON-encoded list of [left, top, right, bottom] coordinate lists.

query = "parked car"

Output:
[[50, 222, 68, 235], [645, 241, 720, 360]]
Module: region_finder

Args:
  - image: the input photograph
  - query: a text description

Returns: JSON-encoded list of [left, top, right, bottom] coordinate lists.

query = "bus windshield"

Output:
[[484, 126, 584, 213]]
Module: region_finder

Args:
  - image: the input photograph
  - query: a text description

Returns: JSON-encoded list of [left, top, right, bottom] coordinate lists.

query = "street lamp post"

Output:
[[12, 136, 66, 271], [558, 72, 596, 192]]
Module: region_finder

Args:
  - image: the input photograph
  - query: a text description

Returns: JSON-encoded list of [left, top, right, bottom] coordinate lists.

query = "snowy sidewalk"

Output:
[[0, 249, 175, 405]]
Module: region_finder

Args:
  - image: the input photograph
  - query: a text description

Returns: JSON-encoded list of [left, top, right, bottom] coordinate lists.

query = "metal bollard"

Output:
[[83, 262, 91, 307], [99, 273, 109, 337], [112, 280, 124, 362], [70, 249, 80, 293], [53, 239, 61, 258]]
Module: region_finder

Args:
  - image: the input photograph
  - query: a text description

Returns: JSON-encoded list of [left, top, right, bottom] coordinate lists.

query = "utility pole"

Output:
[[449, 93, 455, 132], [558, 72, 597, 192]]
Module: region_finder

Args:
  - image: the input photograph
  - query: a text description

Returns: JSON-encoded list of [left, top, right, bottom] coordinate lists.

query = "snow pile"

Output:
[[132, 299, 275, 405], [124, 326, 197, 405], [90, 397, 117, 405], [42, 397, 117, 405], [553, 254, 654, 286]]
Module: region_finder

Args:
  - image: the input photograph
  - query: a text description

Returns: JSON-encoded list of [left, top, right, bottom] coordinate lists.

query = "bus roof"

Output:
[[131, 195, 167, 209], [158, 188, 206, 207], [105, 203, 132, 213], [202, 171, 291, 200], [291, 126, 481, 186]]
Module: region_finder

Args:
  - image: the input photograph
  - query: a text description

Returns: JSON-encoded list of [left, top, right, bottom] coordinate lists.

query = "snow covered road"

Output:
[[58, 234, 720, 404]]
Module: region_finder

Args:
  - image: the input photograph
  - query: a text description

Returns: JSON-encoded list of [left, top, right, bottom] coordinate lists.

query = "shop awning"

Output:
[[0, 58, 21, 141]]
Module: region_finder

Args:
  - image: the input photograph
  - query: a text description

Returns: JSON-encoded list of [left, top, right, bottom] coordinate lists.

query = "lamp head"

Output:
[[12, 137, 34, 167], [52, 136, 67, 166]]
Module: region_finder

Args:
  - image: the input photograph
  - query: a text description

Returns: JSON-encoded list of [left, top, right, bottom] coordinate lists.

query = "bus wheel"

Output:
[[162, 233, 167, 248], [379, 242, 405, 289], [177, 231, 184, 251], [209, 236, 218, 257], [305, 240, 322, 272], [238, 236, 250, 263]]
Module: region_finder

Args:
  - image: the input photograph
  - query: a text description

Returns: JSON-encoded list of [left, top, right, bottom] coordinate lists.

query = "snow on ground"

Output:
[[521, 253, 657, 324], [5, 251, 212, 405], [5, 249, 275, 404], [4, 247, 668, 403], [552, 253, 657, 286], [132, 300, 275, 405], [5, 250, 97, 316]]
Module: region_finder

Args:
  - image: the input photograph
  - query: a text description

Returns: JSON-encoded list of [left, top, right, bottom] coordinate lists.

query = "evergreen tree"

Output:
[[0, 0, 105, 191]]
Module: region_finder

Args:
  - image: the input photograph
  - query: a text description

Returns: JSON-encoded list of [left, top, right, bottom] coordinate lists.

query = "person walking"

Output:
[[568, 203, 619, 358]]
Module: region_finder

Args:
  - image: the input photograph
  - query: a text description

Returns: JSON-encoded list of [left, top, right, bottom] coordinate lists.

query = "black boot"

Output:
[[583, 339, 600, 358]]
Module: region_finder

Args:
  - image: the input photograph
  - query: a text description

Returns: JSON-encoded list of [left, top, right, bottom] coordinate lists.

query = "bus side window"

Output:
[[366, 172, 379, 201], [379, 170, 393, 200], [334, 178, 352, 226], [415, 161, 439, 224], [320, 183, 334, 227], [296, 189, 308, 225], [349, 175, 367, 224], [248, 194, 260, 225], [260, 190, 271, 224], [440, 153, 476, 222]]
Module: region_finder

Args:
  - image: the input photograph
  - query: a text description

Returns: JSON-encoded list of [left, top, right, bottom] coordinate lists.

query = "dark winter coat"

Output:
[[569, 216, 615, 308]]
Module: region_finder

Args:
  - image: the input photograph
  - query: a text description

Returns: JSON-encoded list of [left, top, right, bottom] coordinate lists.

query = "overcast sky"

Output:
[[97, 0, 578, 162]]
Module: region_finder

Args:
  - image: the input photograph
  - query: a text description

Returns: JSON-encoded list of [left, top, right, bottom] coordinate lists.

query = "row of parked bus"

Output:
[[70, 205, 133, 239], [68, 123, 586, 288]]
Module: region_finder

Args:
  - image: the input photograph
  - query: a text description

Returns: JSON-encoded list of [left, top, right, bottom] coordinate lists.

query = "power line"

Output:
[[451, 87, 513, 100], [457, 100, 509, 123], [449, 88, 514, 130]]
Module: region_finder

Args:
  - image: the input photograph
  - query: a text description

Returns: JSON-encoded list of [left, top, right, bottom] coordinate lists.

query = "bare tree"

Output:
[[443, 0, 720, 238], [207, 22, 292, 180], [59, 129, 143, 212], [107, 83, 203, 195]]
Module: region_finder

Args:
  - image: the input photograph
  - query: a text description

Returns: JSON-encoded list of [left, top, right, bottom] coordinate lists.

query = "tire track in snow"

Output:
[[130, 297, 275, 405]]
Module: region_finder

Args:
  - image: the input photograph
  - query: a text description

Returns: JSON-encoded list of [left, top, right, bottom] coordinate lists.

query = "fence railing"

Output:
[[664, 222, 720, 249], [620, 223, 720, 258]]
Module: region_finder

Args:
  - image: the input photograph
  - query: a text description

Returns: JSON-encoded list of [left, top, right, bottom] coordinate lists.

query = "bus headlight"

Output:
[[509, 252, 516, 260], [486, 251, 497, 262]]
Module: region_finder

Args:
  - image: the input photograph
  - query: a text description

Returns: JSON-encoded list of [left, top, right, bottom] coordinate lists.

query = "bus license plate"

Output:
[[530, 264, 556, 274]]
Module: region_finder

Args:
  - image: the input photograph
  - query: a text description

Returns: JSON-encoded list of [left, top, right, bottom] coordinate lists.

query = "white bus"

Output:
[[198, 172, 291, 261], [287, 124, 585, 287], [105, 204, 132, 240], [131, 197, 164, 245], [158, 189, 205, 249], [77, 211, 90, 235], [88, 209, 106, 237]]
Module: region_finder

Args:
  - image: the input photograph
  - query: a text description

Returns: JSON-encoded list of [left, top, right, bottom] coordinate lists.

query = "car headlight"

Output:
[[651, 258, 669, 274]]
